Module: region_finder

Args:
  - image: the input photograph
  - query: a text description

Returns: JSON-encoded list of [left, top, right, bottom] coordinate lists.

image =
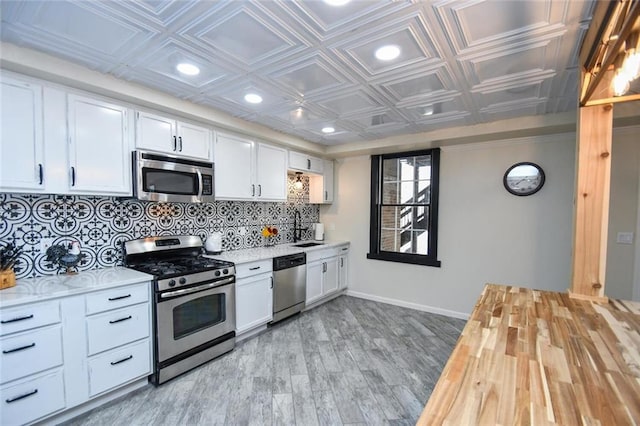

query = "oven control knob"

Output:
[[179, 278, 187, 285], [168, 279, 176, 287], [215, 270, 221, 277], [223, 269, 229, 275]]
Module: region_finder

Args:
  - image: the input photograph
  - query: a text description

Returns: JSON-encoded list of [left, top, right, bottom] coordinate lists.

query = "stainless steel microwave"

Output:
[[132, 150, 214, 203]]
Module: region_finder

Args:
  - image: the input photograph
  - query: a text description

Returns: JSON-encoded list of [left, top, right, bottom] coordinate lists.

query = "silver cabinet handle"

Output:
[[325, 190, 328, 201], [38, 164, 43, 185], [258, 184, 262, 196], [3, 342, 35, 354], [270, 276, 273, 289], [341, 258, 344, 267], [70, 166, 76, 186], [179, 136, 183, 152], [249, 266, 261, 271], [173, 135, 177, 151], [307, 159, 311, 169], [252, 184, 255, 196]]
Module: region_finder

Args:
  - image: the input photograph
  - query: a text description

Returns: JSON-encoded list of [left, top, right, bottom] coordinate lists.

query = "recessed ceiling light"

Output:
[[323, 0, 350, 5], [322, 127, 335, 133], [375, 45, 400, 61], [422, 105, 434, 116], [176, 63, 200, 76], [244, 93, 263, 104]]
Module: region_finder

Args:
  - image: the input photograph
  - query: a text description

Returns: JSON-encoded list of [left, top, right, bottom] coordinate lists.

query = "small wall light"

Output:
[[294, 172, 303, 190]]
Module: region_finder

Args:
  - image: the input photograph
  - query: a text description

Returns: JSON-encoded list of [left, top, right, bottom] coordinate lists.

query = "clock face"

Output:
[[504, 162, 545, 196]]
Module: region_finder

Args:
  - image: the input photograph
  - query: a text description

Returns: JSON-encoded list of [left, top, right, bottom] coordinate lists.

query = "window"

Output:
[[367, 148, 441, 267]]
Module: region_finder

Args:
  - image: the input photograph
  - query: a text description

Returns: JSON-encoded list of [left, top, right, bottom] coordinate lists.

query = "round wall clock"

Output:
[[503, 162, 545, 196]]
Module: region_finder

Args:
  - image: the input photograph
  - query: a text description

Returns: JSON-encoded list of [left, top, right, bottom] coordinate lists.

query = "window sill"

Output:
[[366, 252, 441, 267]]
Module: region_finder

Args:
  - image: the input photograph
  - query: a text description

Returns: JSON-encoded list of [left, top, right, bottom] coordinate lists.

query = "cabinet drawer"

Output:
[[306, 247, 338, 263], [88, 339, 150, 397], [1, 369, 65, 426], [236, 259, 272, 278], [86, 303, 149, 356], [85, 282, 149, 315], [0, 300, 60, 336], [1, 325, 63, 385]]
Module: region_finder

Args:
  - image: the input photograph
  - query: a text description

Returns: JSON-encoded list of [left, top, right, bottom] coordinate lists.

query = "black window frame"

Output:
[[367, 148, 441, 267]]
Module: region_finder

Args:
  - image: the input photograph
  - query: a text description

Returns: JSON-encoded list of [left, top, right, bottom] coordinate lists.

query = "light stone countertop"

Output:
[[204, 240, 350, 264], [0, 267, 153, 309]]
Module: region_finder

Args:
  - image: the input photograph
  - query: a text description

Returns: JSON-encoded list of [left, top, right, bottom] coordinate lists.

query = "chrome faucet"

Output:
[[293, 210, 307, 243]]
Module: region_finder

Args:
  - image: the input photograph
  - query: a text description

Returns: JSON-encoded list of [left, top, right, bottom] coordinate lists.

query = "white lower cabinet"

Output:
[[88, 339, 151, 397], [1, 369, 66, 426], [306, 249, 341, 305], [0, 279, 152, 425], [235, 260, 273, 334]]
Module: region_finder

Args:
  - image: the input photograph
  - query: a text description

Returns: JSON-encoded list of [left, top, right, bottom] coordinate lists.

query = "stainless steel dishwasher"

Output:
[[271, 252, 306, 323]]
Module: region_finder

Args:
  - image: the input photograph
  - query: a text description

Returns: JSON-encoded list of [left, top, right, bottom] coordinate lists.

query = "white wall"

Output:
[[606, 127, 640, 300], [321, 133, 577, 317]]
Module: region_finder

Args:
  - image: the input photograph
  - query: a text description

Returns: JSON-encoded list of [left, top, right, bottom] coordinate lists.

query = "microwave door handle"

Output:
[[196, 169, 203, 199]]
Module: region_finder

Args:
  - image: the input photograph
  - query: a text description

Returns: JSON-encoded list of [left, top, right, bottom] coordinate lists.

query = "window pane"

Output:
[[380, 229, 398, 251], [381, 206, 401, 229], [382, 182, 399, 203], [416, 155, 431, 180], [417, 180, 431, 203], [382, 158, 399, 181]]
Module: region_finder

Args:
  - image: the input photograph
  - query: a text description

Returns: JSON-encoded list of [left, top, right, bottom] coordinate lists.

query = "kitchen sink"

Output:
[[294, 242, 324, 248]]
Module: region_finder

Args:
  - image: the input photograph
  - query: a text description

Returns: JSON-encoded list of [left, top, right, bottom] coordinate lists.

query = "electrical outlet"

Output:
[[238, 226, 247, 236], [40, 237, 54, 252], [616, 232, 634, 244]]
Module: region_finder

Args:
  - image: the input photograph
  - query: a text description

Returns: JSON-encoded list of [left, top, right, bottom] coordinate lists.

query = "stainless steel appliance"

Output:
[[132, 150, 214, 203], [123, 235, 235, 385], [271, 253, 306, 323]]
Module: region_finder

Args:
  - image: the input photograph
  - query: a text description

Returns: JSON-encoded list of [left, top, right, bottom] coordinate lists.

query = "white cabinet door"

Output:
[[135, 111, 176, 154], [339, 254, 348, 289], [309, 159, 334, 204], [256, 143, 287, 201], [323, 257, 339, 296], [306, 260, 324, 305], [177, 122, 211, 160], [289, 151, 323, 174], [0, 76, 45, 191], [215, 133, 254, 200], [67, 95, 131, 195], [236, 274, 273, 333], [323, 160, 334, 203]]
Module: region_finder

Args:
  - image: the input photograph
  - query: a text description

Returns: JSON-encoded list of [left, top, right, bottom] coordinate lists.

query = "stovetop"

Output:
[[128, 255, 234, 279]]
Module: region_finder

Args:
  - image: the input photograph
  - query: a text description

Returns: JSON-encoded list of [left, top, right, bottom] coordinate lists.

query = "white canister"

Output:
[[205, 232, 222, 254], [314, 223, 325, 241]]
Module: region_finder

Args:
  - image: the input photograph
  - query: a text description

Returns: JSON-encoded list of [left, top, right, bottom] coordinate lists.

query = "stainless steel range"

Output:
[[123, 235, 235, 385]]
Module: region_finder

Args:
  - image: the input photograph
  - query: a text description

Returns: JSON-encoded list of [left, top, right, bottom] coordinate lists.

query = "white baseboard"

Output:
[[345, 290, 470, 320]]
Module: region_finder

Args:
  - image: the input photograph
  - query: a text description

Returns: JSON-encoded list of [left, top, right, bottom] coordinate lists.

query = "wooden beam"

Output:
[[581, 1, 640, 106], [570, 71, 613, 301], [579, 1, 620, 73], [584, 92, 640, 107]]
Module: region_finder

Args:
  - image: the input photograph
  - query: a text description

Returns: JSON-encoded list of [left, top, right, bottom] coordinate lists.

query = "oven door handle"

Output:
[[159, 277, 234, 299]]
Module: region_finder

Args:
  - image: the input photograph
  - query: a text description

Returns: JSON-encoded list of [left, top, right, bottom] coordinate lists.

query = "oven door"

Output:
[[155, 277, 235, 363]]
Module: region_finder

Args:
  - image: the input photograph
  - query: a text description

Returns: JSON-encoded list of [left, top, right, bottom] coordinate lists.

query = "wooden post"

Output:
[[570, 73, 613, 302]]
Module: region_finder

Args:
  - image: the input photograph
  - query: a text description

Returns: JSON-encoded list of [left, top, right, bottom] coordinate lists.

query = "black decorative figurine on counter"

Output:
[[46, 242, 85, 275]]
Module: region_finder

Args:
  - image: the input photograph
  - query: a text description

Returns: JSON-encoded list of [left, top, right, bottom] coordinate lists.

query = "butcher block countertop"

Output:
[[418, 284, 640, 425]]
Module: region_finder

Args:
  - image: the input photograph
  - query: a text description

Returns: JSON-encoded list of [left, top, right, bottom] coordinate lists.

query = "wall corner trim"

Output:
[[345, 290, 470, 320]]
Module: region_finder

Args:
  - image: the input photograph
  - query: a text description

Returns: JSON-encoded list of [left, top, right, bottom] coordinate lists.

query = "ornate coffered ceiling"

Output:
[[0, 0, 597, 145]]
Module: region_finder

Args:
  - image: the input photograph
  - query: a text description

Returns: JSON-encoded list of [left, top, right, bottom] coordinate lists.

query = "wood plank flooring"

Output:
[[63, 295, 466, 426]]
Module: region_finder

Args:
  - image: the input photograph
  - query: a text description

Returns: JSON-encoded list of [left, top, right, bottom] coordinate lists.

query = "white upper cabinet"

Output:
[[67, 94, 132, 195], [289, 150, 323, 174], [256, 143, 287, 201], [215, 133, 287, 202], [0, 75, 45, 191], [135, 111, 211, 160], [215, 132, 254, 200], [309, 159, 334, 204]]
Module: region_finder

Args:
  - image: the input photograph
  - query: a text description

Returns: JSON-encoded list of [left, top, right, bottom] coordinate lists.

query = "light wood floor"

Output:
[[63, 295, 466, 426]]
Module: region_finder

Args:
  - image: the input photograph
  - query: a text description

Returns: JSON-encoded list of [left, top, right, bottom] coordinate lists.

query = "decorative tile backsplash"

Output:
[[0, 174, 319, 279]]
